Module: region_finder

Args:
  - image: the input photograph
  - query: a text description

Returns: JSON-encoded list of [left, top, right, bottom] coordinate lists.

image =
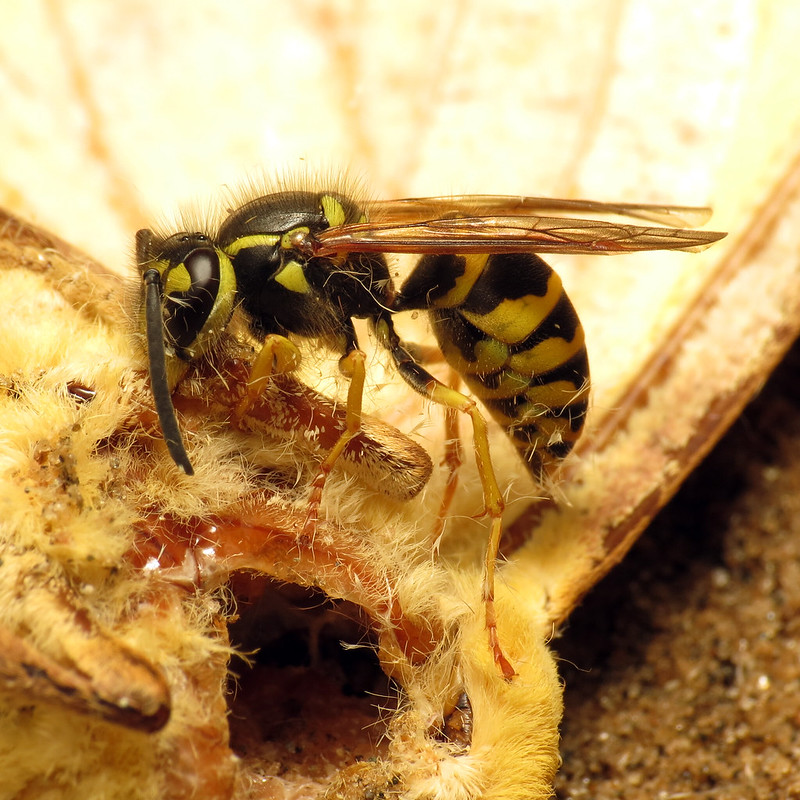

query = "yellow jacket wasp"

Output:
[[137, 189, 725, 678]]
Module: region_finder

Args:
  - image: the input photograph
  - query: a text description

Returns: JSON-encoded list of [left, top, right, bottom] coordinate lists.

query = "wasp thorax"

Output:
[[216, 191, 391, 340]]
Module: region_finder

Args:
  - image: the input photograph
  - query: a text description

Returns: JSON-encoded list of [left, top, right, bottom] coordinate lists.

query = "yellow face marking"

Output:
[[223, 233, 280, 257], [320, 194, 347, 228], [170, 250, 238, 364], [274, 260, 311, 295], [461, 272, 563, 344], [197, 249, 236, 348], [162, 261, 191, 294]]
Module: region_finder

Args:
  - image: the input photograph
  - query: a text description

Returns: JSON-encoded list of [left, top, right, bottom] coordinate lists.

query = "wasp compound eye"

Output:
[[164, 248, 222, 353]]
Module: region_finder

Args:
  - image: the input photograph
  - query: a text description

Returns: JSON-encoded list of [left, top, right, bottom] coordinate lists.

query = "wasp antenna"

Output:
[[143, 269, 195, 475]]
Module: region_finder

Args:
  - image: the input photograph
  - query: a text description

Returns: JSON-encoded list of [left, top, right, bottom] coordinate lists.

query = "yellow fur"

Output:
[[0, 210, 563, 799]]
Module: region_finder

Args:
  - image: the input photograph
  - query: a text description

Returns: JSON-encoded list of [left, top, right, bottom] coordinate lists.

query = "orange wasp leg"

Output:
[[299, 348, 367, 540], [403, 346, 464, 548], [431, 383, 464, 550], [377, 316, 516, 680], [234, 333, 302, 419]]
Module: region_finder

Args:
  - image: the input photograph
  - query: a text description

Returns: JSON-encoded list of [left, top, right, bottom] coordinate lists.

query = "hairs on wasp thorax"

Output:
[[137, 177, 726, 679]]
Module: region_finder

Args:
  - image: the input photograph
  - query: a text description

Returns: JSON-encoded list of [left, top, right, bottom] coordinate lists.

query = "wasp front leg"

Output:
[[234, 333, 302, 418], [375, 315, 516, 680], [234, 327, 372, 541]]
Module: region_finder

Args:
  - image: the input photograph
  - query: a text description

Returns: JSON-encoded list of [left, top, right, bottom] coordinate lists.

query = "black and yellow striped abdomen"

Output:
[[396, 252, 589, 478]]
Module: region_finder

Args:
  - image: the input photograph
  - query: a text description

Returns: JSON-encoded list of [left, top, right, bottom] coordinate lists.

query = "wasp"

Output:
[[137, 186, 725, 678]]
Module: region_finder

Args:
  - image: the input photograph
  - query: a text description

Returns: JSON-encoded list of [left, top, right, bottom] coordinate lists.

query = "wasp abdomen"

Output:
[[397, 252, 589, 478]]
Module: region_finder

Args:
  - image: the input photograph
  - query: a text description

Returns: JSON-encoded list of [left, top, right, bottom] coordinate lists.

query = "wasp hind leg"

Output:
[[375, 316, 516, 680], [431, 375, 463, 550], [392, 346, 464, 548]]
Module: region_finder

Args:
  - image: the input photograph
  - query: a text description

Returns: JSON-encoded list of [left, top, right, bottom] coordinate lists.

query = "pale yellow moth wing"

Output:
[[0, 209, 564, 800]]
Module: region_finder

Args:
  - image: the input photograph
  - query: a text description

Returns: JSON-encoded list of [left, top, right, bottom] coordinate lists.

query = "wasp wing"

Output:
[[365, 195, 714, 228], [314, 215, 726, 256]]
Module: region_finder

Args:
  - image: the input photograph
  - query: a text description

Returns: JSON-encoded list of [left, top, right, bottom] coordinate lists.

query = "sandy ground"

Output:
[[555, 340, 800, 798]]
